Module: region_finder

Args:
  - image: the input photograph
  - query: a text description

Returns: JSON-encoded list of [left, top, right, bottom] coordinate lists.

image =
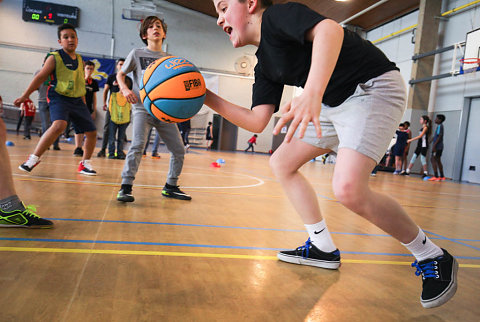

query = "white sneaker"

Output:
[[19, 154, 40, 172], [78, 160, 97, 176]]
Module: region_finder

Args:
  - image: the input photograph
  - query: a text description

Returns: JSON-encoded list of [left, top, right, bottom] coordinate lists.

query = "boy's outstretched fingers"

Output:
[[273, 100, 294, 135], [313, 117, 322, 138], [13, 97, 26, 107]]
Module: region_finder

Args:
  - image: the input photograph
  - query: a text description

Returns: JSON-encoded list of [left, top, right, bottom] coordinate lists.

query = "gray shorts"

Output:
[[300, 70, 406, 163]]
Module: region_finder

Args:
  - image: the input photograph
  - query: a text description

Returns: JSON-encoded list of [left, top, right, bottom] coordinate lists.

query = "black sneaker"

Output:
[[73, 147, 84, 157], [412, 249, 458, 308], [108, 153, 116, 159], [162, 184, 191, 200], [116, 152, 126, 160], [0, 204, 54, 228], [400, 171, 408, 176], [97, 149, 106, 157], [277, 238, 341, 269], [53, 145, 61, 151], [117, 188, 134, 202]]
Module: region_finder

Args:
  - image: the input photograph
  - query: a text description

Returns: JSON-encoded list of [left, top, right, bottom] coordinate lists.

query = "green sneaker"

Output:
[[162, 184, 191, 201], [0, 204, 54, 228], [117, 188, 134, 202]]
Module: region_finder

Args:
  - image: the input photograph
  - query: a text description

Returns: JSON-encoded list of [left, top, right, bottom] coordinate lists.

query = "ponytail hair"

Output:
[[422, 115, 432, 137]]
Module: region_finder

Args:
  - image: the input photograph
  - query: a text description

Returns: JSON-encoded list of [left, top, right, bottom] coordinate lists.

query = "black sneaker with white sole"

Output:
[[117, 185, 134, 202], [277, 238, 341, 269], [162, 183, 191, 201], [412, 248, 458, 308], [19, 154, 40, 173]]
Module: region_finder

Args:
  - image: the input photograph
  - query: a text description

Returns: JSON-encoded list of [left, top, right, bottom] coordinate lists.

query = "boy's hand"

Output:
[[122, 88, 138, 104], [103, 104, 108, 111], [13, 95, 28, 107], [273, 91, 322, 143]]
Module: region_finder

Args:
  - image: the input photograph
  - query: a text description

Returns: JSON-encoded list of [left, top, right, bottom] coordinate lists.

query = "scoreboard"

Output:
[[22, 0, 79, 27]]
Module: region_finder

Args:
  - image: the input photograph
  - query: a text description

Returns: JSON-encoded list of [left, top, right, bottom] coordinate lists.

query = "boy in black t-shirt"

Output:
[[73, 60, 99, 157], [206, 0, 457, 308]]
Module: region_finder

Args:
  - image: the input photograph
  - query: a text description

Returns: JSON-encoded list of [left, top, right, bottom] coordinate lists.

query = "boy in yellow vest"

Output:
[[108, 77, 132, 159], [14, 23, 97, 175]]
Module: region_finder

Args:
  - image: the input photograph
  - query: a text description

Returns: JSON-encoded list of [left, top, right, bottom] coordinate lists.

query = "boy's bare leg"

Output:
[[74, 133, 83, 149], [33, 120, 67, 157], [269, 138, 330, 224], [82, 130, 97, 160], [431, 155, 438, 175], [0, 119, 15, 198], [437, 156, 444, 177], [395, 156, 402, 171], [333, 148, 418, 243]]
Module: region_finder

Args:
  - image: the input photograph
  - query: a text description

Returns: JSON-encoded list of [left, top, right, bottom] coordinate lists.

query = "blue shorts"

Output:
[[48, 89, 96, 134], [392, 142, 406, 156]]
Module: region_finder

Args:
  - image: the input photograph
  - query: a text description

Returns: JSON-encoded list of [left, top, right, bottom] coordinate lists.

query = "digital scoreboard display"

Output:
[[22, 0, 79, 27]]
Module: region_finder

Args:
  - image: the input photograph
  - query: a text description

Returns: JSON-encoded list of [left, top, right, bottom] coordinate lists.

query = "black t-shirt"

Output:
[[106, 73, 132, 93], [253, 2, 399, 111], [85, 78, 99, 112]]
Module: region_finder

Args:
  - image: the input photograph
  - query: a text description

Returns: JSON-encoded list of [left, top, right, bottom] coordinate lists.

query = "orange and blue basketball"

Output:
[[140, 56, 206, 123]]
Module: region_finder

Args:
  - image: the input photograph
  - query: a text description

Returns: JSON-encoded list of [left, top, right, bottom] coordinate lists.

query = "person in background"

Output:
[[206, 121, 213, 150], [35, 68, 60, 150], [244, 134, 257, 152], [73, 60, 99, 157], [428, 114, 446, 181], [20, 98, 36, 140], [177, 119, 191, 151]]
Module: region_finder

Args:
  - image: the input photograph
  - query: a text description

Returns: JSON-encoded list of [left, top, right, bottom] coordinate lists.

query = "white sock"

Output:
[[305, 220, 337, 253], [406, 168, 411, 174], [402, 228, 443, 262]]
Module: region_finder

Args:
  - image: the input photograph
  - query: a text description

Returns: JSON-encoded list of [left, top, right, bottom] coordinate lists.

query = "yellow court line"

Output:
[[0, 247, 478, 268]]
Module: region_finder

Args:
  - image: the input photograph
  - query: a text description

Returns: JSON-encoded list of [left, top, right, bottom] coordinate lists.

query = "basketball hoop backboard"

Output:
[[460, 28, 480, 74]]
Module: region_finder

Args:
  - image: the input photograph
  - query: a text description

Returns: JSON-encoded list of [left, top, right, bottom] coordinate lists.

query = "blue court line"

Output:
[[424, 230, 480, 252], [316, 193, 337, 201], [1, 237, 479, 260], [44, 218, 480, 242]]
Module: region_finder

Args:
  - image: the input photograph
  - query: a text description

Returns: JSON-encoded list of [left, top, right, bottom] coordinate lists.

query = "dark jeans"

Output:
[[16, 114, 23, 133], [245, 143, 254, 152], [24, 116, 34, 137], [180, 129, 190, 146], [101, 110, 111, 150], [109, 121, 128, 156]]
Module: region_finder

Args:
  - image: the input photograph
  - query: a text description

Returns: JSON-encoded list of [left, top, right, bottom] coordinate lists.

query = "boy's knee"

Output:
[[51, 120, 67, 134], [333, 179, 364, 212], [269, 153, 285, 176], [171, 145, 185, 157]]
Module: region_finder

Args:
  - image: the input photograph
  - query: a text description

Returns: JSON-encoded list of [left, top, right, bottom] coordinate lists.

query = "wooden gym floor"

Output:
[[1, 134, 479, 321]]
